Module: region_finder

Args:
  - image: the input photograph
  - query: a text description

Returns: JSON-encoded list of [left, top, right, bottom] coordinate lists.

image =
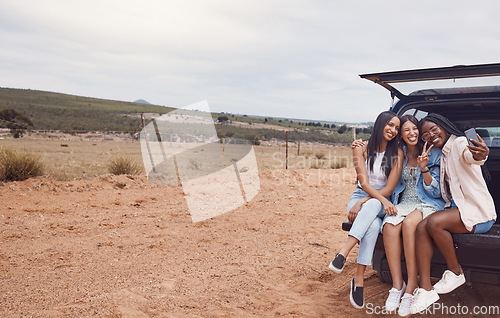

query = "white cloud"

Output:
[[1, 0, 500, 122]]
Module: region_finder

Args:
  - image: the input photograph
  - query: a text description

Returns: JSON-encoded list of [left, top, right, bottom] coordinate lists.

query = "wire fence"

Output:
[[254, 140, 353, 170]]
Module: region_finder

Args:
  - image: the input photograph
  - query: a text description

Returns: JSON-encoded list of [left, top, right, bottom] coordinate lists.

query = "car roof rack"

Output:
[[360, 63, 500, 99]]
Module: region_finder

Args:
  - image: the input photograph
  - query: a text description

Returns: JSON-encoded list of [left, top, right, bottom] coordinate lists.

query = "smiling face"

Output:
[[401, 120, 419, 147], [383, 116, 400, 142], [421, 121, 449, 148]]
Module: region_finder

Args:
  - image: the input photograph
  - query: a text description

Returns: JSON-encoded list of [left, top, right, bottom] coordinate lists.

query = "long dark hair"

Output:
[[399, 114, 423, 154], [419, 113, 490, 182], [418, 113, 465, 137], [367, 111, 399, 178]]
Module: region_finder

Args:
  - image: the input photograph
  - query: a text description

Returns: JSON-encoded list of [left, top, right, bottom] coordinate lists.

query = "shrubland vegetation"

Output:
[[107, 155, 142, 175], [0, 87, 175, 132], [0, 87, 364, 182], [0, 87, 372, 145], [0, 108, 34, 137], [215, 123, 371, 145], [0, 147, 44, 181]]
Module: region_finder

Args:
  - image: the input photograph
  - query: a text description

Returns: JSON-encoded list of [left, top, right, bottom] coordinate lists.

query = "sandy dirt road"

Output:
[[1, 169, 499, 317]]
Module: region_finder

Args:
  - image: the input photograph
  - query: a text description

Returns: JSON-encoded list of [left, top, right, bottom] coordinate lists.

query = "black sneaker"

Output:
[[350, 278, 364, 309], [328, 253, 346, 273]]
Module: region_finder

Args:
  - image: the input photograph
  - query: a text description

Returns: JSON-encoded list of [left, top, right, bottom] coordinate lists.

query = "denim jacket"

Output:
[[391, 146, 446, 211]]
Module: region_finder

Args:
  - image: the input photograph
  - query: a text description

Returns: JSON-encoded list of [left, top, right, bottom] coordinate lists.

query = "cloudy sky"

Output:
[[1, 0, 500, 122]]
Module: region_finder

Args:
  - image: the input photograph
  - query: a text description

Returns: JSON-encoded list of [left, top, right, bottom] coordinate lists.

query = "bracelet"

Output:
[[422, 169, 430, 174]]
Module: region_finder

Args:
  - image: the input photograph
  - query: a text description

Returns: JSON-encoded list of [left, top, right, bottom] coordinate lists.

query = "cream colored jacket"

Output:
[[440, 135, 496, 231]]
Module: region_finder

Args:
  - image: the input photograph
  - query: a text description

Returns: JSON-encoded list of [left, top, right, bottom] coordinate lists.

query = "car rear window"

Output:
[[398, 107, 500, 148], [477, 127, 500, 147]]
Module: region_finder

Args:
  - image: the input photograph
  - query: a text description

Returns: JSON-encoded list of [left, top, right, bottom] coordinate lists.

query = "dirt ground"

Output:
[[1, 168, 499, 317]]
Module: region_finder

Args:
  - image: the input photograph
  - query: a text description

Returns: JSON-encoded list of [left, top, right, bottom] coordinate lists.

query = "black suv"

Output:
[[343, 63, 500, 286]]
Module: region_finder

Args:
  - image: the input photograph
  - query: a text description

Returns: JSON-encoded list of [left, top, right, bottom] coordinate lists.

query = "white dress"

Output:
[[382, 166, 437, 228]]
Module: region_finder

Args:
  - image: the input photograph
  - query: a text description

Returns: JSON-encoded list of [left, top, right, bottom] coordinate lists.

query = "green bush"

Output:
[[0, 147, 44, 181], [108, 156, 142, 175]]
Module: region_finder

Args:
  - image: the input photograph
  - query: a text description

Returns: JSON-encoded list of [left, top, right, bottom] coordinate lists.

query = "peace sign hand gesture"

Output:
[[417, 141, 433, 171]]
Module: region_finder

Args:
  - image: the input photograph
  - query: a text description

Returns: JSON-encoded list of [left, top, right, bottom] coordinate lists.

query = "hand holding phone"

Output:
[[465, 127, 489, 160], [465, 128, 478, 146]]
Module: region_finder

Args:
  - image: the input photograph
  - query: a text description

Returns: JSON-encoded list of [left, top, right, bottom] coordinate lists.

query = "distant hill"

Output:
[[0, 88, 175, 132], [134, 99, 151, 104], [0, 87, 372, 144]]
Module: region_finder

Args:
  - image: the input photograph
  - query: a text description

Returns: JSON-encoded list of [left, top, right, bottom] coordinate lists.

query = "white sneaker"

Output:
[[398, 293, 413, 317], [409, 288, 439, 314], [385, 281, 406, 312], [433, 269, 466, 294]]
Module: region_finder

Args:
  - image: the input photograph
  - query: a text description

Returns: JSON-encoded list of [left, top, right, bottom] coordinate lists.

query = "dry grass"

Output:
[[0, 138, 143, 180], [0, 138, 352, 180], [254, 143, 352, 170], [107, 155, 142, 175], [0, 147, 45, 181]]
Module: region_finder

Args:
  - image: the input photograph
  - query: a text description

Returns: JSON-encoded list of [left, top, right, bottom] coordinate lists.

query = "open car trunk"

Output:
[[348, 63, 500, 285]]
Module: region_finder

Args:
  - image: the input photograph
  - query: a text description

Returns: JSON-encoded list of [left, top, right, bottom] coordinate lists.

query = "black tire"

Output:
[[373, 251, 393, 284], [377, 270, 393, 284]]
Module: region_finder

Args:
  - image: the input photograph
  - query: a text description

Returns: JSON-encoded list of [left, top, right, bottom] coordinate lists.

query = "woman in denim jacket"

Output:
[[381, 115, 446, 316]]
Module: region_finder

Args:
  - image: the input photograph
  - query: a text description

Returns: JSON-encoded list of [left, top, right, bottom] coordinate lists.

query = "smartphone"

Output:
[[465, 128, 478, 146]]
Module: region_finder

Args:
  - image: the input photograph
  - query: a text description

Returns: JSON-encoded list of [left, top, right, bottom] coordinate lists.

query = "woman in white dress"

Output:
[[381, 115, 445, 316]]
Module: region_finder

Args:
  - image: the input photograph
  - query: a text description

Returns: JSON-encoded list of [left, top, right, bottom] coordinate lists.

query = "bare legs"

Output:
[[355, 264, 367, 287], [339, 236, 359, 260], [402, 210, 423, 293], [338, 232, 374, 287], [383, 209, 423, 293], [383, 223, 404, 290], [338, 236, 365, 286], [338, 198, 385, 287], [337, 236, 368, 287], [415, 208, 471, 290]]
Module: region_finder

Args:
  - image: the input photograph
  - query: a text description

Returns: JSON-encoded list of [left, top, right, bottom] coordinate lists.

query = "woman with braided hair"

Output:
[[410, 113, 496, 314]]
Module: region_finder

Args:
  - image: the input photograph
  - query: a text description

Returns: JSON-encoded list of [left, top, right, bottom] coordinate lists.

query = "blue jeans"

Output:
[[347, 187, 386, 266]]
